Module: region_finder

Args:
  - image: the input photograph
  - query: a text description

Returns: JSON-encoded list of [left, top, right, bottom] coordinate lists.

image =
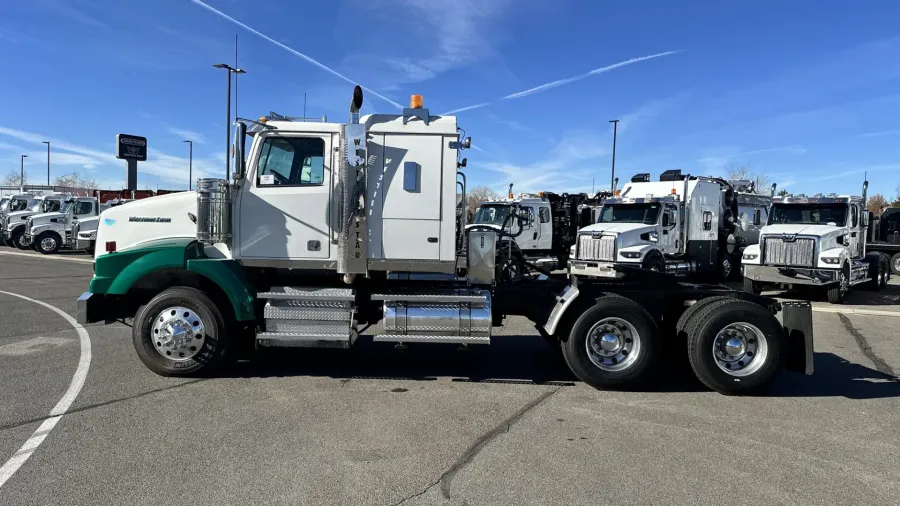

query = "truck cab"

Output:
[[26, 196, 100, 254], [72, 198, 132, 254], [741, 185, 891, 303], [468, 196, 552, 258]]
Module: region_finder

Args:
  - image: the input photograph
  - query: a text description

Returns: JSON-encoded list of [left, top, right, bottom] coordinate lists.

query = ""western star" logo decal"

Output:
[[128, 216, 172, 223]]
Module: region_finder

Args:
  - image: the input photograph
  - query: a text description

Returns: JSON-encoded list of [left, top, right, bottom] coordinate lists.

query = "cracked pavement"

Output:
[[0, 249, 899, 505]]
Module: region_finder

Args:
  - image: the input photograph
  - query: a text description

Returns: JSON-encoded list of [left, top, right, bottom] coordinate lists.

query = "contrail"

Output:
[[441, 50, 679, 115], [190, 0, 403, 109]]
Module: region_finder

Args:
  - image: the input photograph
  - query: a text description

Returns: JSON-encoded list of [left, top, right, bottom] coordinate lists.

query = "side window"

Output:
[[539, 207, 550, 223], [257, 136, 326, 186], [75, 201, 93, 215], [851, 205, 858, 227], [526, 207, 535, 225]]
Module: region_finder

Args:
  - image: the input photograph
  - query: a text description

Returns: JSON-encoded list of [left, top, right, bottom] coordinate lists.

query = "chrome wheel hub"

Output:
[[151, 306, 206, 361], [40, 237, 56, 251], [712, 322, 768, 377], [586, 317, 640, 372]]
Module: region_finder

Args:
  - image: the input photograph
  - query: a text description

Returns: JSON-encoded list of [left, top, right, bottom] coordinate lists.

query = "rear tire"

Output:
[[683, 298, 785, 394], [133, 287, 232, 377], [562, 295, 659, 389], [890, 252, 900, 277], [743, 277, 762, 295]]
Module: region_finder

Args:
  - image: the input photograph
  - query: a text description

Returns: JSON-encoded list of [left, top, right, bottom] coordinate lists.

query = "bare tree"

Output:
[[2, 169, 26, 187], [724, 163, 770, 194], [466, 185, 500, 216], [53, 172, 98, 192], [867, 194, 889, 215], [894, 185, 900, 208]]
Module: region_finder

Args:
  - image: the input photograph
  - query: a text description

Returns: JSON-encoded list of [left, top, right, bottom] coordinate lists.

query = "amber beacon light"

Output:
[[410, 95, 423, 109]]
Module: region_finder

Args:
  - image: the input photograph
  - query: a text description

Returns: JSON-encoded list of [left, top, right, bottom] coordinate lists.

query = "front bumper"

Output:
[[743, 264, 838, 286], [75, 237, 94, 250], [76, 292, 122, 324], [569, 259, 628, 278]]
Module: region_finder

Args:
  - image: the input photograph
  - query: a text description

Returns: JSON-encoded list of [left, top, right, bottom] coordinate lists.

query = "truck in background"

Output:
[[71, 198, 133, 254], [1, 194, 58, 249], [569, 170, 771, 281], [865, 207, 900, 275], [25, 196, 100, 254], [741, 183, 891, 303]]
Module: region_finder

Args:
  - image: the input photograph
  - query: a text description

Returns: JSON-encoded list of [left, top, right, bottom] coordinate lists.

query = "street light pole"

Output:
[[213, 63, 245, 182], [183, 140, 193, 190], [20, 154, 28, 193], [609, 119, 619, 192], [41, 141, 50, 186]]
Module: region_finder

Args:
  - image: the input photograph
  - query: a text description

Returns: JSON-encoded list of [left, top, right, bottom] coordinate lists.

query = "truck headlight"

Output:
[[648, 231, 658, 242], [621, 251, 642, 259], [822, 257, 841, 265], [742, 253, 758, 260]]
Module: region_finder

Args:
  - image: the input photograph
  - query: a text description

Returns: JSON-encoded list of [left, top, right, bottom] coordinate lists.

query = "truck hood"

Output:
[[95, 191, 198, 259], [579, 222, 657, 236], [29, 212, 66, 226], [760, 224, 845, 239], [4, 210, 36, 224]]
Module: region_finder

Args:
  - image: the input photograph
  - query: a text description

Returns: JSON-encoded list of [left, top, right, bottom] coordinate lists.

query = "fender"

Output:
[[89, 239, 255, 321], [30, 223, 65, 237], [544, 284, 580, 335]]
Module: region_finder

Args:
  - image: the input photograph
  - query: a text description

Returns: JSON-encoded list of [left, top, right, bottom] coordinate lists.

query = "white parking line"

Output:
[[810, 306, 900, 318], [0, 251, 93, 264], [0, 291, 92, 490]]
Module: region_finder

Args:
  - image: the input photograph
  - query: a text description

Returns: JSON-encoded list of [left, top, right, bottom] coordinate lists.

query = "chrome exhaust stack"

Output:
[[337, 86, 368, 279]]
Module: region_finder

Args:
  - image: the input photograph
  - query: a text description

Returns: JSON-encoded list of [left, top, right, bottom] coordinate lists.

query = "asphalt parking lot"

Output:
[[1, 248, 899, 506]]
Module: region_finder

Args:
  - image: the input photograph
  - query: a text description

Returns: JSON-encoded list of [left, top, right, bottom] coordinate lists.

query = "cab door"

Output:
[[237, 132, 334, 261], [659, 204, 679, 253], [848, 204, 861, 258], [537, 204, 553, 251], [70, 199, 96, 230]]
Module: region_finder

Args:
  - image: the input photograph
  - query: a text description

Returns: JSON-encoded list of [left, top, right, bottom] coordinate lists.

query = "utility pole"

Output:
[[303, 93, 307, 118], [183, 140, 193, 190], [20, 154, 28, 193], [41, 141, 50, 186], [213, 63, 246, 181], [609, 119, 619, 192]]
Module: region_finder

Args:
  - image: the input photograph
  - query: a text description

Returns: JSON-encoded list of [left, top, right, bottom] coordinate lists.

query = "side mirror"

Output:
[[232, 122, 248, 181], [753, 209, 761, 226], [662, 213, 670, 227], [464, 137, 472, 149], [863, 211, 871, 227]]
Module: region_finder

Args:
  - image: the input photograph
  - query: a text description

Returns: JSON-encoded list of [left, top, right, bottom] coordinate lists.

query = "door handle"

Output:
[[533, 232, 537, 240]]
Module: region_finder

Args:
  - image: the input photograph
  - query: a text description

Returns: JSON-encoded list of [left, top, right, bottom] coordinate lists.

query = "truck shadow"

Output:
[[766, 283, 900, 307], [226, 339, 899, 399]]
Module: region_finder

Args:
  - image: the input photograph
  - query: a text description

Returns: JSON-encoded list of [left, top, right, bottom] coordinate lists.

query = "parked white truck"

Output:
[[1, 194, 60, 249], [73, 88, 816, 395], [25, 196, 100, 254], [70, 198, 132, 253], [741, 183, 891, 303], [570, 170, 771, 281]]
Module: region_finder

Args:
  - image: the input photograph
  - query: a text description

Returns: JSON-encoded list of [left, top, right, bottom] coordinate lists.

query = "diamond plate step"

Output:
[[265, 320, 350, 334], [258, 286, 355, 301], [371, 290, 488, 304], [257, 332, 351, 348], [264, 301, 351, 321], [373, 334, 491, 344]]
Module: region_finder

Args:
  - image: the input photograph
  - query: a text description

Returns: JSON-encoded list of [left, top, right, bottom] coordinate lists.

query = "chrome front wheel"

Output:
[[151, 306, 207, 361]]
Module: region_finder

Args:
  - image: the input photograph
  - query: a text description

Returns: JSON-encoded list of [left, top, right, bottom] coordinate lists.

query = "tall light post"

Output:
[[183, 140, 193, 190], [609, 119, 619, 193], [41, 141, 50, 186], [212, 63, 245, 182], [20, 154, 28, 192]]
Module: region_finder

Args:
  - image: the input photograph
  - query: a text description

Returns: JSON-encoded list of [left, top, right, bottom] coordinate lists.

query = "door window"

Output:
[[257, 136, 326, 186], [851, 205, 858, 227], [74, 201, 93, 215], [539, 207, 550, 223]]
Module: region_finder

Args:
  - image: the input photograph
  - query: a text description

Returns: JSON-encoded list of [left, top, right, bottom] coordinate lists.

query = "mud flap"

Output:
[[782, 301, 814, 375]]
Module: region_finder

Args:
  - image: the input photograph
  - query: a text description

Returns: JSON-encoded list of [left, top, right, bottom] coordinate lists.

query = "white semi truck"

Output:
[[24, 196, 100, 254], [468, 189, 609, 271], [74, 88, 815, 395], [70, 198, 132, 254], [569, 170, 771, 281], [1, 194, 61, 249], [741, 184, 892, 303]]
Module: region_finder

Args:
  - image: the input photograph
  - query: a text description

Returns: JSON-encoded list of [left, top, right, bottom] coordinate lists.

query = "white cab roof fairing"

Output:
[[619, 180, 701, 201], [363, 114, 459, 135]]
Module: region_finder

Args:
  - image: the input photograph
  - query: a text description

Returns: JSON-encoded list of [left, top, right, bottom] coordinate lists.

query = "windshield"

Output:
[[0, 198, 8, 211], [473, 204, 514, 226], [598, 203, 661, 224], [61, 201, 75, 214], [768, 203, 848, 226]]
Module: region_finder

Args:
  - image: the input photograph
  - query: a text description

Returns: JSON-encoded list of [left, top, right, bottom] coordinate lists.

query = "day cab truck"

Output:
[[74, 87, 815, 395], [741, 184, 892, 303], [25, 196, 100, 254], [569, 170, 770, 281], [71, 198, 133, 254], [2, 194, 61, 249]]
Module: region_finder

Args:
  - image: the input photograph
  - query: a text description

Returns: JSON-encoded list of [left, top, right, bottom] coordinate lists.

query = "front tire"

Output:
[[826, 266, 849, 304], [891, 253, 900, 276], [562, 295, 659, 389], [35, 232, 61, 255], [683, 298, 785, 395], [743, 277, 762, 295], [11, 228, 29, 250], [641, 252, 665, 273], [133, 287, 232, 377]]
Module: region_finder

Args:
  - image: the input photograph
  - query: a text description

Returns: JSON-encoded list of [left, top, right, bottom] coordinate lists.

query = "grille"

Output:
[[578, 234, 616, 261], [763, 236, 816, 267]]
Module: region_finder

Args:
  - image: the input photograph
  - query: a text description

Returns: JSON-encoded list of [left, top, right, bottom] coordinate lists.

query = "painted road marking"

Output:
[[0, 290, 92, 490], [810, 306, 900, 318], [0, 251, 93, 264]]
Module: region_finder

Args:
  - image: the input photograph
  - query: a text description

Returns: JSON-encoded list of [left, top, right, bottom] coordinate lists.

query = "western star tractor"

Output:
[[71, 198, 133, 254], [569, 170, 771, 281], [1, 194, 63, 249], [75, 88, 815, 394], [467, 189, 609, 270], [741, 184, 892, 303], [865, 206, 900, 276], [24, 195, 100, 254]]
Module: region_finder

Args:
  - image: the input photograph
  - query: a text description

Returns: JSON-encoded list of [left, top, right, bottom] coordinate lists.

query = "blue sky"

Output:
[[1, 0, 899, 199]]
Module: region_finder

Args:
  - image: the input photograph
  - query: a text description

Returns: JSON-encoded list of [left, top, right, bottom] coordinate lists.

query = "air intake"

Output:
[[195, 178, 232, 245]]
